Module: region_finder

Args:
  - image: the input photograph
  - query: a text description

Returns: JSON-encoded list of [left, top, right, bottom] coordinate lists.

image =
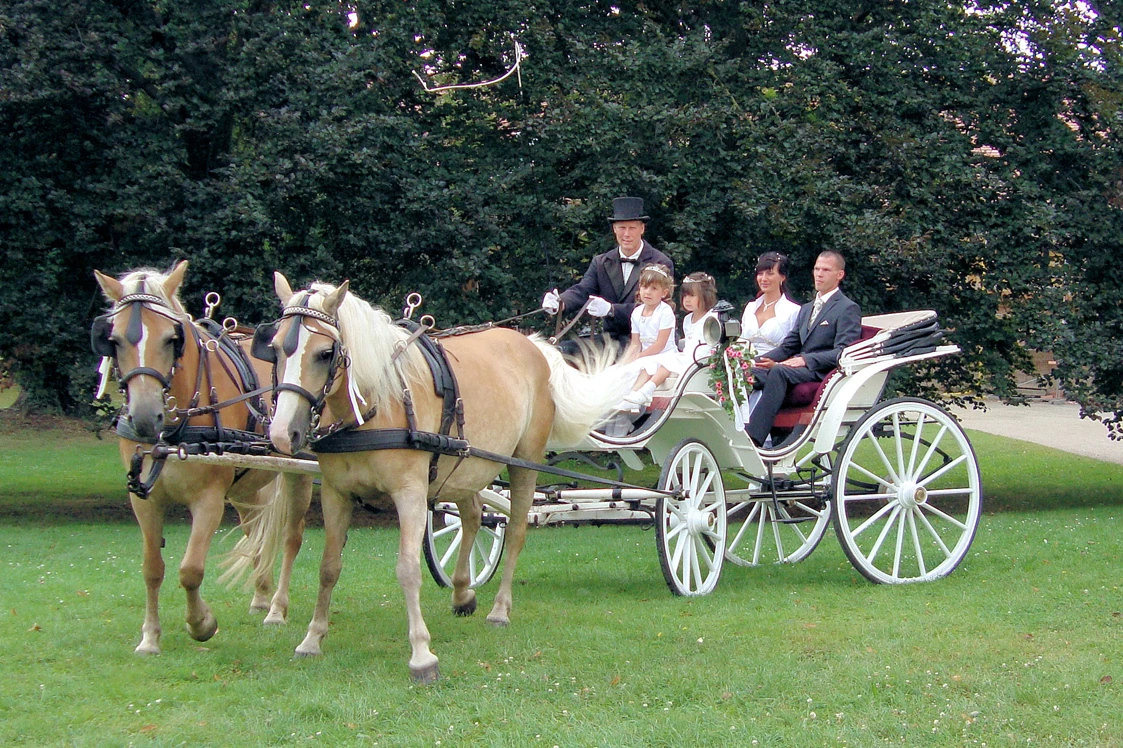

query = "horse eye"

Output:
[[318, 348, 334, 362]]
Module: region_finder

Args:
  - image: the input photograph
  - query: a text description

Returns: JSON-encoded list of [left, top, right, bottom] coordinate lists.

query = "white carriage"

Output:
[[424, 310, 983, 596]]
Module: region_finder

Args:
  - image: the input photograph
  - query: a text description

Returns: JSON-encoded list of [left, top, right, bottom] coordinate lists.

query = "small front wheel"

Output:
[[832, 398, 982, 584], [423, 505, 506, 589], [656, 439, 727, 596]]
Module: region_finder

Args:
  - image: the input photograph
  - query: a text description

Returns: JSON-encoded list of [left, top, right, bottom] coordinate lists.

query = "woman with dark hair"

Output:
[[736, 252, 801, 428], [739, 252, 800, 352]]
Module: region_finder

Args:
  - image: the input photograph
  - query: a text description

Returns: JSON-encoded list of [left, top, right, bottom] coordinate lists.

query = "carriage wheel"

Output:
[[725, 453, 832, 567], [832, 397, 982, 584], [423, 506, 506, 589], [656, 439, 727, 596]]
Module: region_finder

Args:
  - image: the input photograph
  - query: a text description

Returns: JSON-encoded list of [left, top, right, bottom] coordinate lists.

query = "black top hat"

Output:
[[608, 196, 649, 223]]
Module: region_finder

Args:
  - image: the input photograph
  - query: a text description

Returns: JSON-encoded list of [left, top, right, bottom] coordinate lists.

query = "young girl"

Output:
[[616, 264, 679, 411], [679, 271, 719, 364]]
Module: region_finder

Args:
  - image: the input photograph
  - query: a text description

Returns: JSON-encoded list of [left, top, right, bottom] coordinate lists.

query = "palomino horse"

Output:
[[253, 274, 626, 682], [92, 261, 313, 654]]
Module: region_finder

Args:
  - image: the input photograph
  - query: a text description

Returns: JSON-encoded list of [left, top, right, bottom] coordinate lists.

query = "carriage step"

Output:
[[773, 516, 818, 525]]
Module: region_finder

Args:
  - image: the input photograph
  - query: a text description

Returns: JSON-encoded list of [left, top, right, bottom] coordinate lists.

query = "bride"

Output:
[[736, 252, 800, 428]]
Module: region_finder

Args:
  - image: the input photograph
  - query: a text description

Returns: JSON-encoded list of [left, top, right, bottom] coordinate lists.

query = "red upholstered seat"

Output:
[[772, 325, 879, 429]]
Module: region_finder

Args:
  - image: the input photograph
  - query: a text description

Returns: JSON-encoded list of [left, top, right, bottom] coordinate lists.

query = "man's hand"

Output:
[[779, 355, 807, 368], [754, 357, 776, 370], [586, 296, 612, 317], [541, 289, 561, 315]]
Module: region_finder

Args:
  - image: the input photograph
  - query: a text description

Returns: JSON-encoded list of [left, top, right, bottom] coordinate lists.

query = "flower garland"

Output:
[[706, 339, 756, 417]]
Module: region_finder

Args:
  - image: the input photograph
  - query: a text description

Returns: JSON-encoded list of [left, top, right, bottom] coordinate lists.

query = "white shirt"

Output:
[[619, 247, 642, 285], [681, 309, 718, 362], [630, 301, 677, 356], [740, 295, 801, 352]]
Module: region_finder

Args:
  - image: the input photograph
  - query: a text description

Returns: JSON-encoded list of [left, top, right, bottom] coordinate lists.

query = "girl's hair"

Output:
[[755, 252, 791, 295], [681, 272, 717, 313], [637, 263, 675, 310]]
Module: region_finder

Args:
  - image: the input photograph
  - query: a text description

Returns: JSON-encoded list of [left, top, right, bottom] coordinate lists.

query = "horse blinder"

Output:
[[251, 323, 279, 363], [91, 316, 116, 357]]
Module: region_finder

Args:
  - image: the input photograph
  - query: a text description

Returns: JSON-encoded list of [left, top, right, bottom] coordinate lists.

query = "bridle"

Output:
[[91, 291, 186, 391], [251, 294, 350, 431]]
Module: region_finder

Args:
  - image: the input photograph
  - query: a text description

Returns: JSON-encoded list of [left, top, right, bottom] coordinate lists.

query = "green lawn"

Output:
[[0, 420, 1121, 745]]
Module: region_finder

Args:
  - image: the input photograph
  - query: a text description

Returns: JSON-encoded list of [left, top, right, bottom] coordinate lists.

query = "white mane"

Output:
[[117, 268, 190, 317], [305, 282, 429, 415]]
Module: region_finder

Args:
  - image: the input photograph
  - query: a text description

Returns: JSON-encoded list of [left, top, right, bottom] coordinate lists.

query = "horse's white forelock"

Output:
[[117, 268, 189, 316], [306, 282, 428, 414]]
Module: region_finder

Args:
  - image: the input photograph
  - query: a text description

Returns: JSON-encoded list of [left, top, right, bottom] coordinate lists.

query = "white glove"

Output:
[[587, 296, 612, 317], [541, 289, 560, 314]]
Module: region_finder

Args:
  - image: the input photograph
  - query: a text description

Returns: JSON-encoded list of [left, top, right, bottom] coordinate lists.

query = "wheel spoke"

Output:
[[914, 424, 951, 478], [847, 460, 896, 491], [893, 412, 907, 478], [867, 429, 902, 486], [919, 502, 969, 532], [865, 503, 902, 565], [915, 508, 953, 557], [432, 522, 460, 541], [918, 453, 967, 488], [438, 533, 461, 568], [906, 412, 926, 478], [892, 507, 906, 578], [908, 509, 927, 577], [849, 500, 898, 538]]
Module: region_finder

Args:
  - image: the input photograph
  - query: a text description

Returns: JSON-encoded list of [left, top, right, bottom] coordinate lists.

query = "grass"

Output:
[[1, 516, 1120, 746], [1, 420, 1122, 745]]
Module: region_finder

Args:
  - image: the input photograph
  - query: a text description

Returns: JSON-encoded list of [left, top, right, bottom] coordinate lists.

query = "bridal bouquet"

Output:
[[706, 339, 756, 417]]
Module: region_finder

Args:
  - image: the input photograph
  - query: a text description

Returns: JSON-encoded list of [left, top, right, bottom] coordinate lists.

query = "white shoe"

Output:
[[614, 399, 643, 413], [623, 389, 653, 407]]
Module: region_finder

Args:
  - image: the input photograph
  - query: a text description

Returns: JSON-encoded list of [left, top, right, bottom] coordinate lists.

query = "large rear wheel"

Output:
[[655, 439, 727, 596], [832, 398, 982, 584]]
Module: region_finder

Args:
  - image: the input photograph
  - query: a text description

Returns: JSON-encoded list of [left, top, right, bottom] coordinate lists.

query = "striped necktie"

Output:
[[807, 295, 824, 330]]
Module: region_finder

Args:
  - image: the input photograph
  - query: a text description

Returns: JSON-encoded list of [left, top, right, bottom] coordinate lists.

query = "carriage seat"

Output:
[[772, 324, 880, 430]]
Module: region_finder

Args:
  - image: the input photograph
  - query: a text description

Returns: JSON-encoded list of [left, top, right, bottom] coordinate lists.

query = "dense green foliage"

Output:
[[2, 1, 1121, 431]]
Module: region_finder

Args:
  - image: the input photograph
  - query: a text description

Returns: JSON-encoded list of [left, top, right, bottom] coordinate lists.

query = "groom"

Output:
[[746, 251, 862, 448]]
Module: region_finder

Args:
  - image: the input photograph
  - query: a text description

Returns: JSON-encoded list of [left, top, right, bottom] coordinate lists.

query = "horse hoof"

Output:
[[134, 643, 161, 656], [263, 611, 287, 626], [187, 613, 219, 642], [453, 597, 478, 617], [486, 616, 510, 629], [410, 662, 441, 685]]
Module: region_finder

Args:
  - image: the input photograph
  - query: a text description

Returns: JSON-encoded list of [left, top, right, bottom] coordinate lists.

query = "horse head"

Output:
[[259, 272, 351, 455], [92, 260, 191, 440]]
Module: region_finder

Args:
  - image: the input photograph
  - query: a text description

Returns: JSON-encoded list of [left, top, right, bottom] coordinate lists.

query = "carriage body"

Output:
[[428, 310, 982, 596]]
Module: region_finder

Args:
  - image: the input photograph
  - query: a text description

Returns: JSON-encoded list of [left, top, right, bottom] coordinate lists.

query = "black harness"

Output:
[[92, 288, 269, 498], [252, 304, 673, 497]]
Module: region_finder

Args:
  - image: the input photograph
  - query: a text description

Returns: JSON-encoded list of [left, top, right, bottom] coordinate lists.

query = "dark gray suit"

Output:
[[746, 290, 862, 446], [558, 240, 674, 344]]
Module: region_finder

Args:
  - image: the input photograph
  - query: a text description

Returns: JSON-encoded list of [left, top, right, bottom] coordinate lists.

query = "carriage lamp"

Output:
[[702, 300, 742, 346]]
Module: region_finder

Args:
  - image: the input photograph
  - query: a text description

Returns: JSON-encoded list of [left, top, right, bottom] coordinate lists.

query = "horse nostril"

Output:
[[290, 430, 302, 449]]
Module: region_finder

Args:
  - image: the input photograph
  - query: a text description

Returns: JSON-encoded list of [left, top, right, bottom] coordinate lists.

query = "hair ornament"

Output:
[[644, 264, 671, 279]]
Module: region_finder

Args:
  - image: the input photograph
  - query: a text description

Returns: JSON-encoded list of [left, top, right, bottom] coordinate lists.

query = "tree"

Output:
[[1, 1, 1120, 435]]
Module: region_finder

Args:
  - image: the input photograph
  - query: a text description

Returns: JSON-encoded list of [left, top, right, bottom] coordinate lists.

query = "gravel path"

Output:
[[952, 400, 1123, 466]]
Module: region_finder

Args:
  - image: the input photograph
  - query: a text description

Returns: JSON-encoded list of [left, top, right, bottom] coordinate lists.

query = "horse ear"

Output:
[[164, 260, 189, 298], [274, 272, 294, 306], [94, 270, 124, 302], [321, 280, 350, 317]]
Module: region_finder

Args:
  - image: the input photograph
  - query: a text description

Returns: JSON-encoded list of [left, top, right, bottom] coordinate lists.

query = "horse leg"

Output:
[[181, 489, 225, 642], [265, 473, 313, 625], [131, 495, 166, 655], [394, 489, 440, 683], [295, 483, 352, 657], [449, 493, 482, 617], [486, 466, 534, 628]]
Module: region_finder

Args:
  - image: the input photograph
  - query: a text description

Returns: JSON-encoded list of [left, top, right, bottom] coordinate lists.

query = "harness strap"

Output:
[[310, 427, 678, 497]]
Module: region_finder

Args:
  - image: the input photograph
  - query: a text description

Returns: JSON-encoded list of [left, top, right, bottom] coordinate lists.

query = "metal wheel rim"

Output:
[[656, 440, 727, 596], [832, 398, 982, 584]]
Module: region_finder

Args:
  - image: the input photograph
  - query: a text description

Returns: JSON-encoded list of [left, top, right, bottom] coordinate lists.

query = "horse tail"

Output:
[[219, 476, 290, 591], [533, 337, 632, 448]]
